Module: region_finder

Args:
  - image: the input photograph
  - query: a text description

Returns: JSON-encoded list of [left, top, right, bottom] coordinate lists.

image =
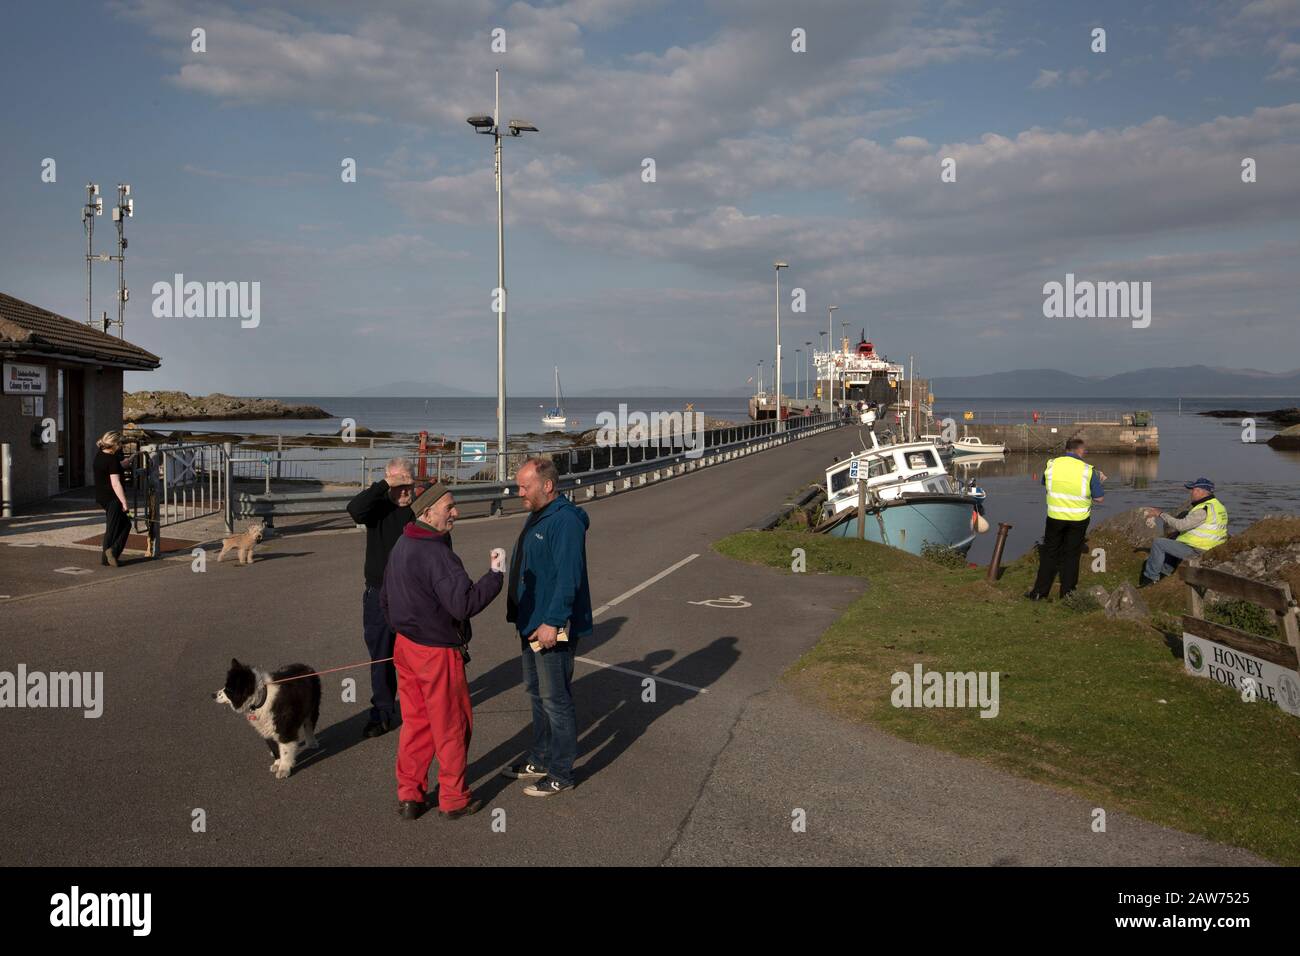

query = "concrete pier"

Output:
[[958, 420, 1159, 454]]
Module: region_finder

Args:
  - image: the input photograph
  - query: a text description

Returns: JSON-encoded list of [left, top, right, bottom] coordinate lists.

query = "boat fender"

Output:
[[972, 510, 990, 534]]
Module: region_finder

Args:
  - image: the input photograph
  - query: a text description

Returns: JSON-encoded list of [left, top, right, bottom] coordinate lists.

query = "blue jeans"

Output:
[[520, 640, 576, 787], [1144, 537, 1199, 582], [362, 586, 398, 722]]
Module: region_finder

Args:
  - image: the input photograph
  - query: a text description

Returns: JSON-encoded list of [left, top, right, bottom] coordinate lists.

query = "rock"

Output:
[[1084, 584, 1110, 605], [1104, 582, 1149, 620], [123, 390, 330, 423], [1093, 508, 1163, 548], [1267, 423, 1300, 450]]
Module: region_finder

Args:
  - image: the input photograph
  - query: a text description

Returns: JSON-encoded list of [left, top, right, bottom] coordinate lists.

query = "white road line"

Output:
[[574, 656, 708, 694], [591, 552, 698, 619], [579, 552, 708, 694]]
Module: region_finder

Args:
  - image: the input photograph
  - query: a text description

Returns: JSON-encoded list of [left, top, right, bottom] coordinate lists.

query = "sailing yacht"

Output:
[[541, 366, 567, 427]]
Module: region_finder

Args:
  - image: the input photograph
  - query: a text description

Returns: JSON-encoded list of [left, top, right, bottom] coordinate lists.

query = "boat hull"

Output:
[[821, 494, 979, 555]]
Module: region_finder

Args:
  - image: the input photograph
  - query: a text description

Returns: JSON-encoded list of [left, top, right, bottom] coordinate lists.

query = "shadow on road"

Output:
[[465, 635, 739, 804]]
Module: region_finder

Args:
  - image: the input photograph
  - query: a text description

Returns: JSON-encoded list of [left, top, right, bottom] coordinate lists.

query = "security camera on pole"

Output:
[[468, 70, 538, 491]]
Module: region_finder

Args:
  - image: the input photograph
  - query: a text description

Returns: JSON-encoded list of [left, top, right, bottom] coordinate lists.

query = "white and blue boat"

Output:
[[817, 435, 988, 555]]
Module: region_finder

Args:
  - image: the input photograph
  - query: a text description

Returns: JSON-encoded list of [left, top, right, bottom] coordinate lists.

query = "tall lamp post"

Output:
[[468, 70, 538, 486], [804, 340, 812, 400], [773, 261, 788, 429], [794, 348, 801, 403], [757, 360, 764, 396], [840, 320, 850, 405], [826, 306, 838, 404], [817, 330, 827, 402]]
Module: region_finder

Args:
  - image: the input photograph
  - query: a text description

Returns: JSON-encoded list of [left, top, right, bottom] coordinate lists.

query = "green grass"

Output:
[[714, 529, 1300, 864]]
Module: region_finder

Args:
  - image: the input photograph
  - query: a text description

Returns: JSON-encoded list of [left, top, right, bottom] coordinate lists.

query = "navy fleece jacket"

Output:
[[506, 496, 593, 638], [381, 523, 502, 648]]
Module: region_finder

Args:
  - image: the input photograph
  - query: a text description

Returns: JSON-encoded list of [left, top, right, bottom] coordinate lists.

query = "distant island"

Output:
[[124, 390, 331, 423], [931, 365, 1300, 398]]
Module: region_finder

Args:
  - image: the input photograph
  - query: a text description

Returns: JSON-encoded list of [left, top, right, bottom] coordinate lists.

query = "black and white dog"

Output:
[[213, 658, 322, 779]]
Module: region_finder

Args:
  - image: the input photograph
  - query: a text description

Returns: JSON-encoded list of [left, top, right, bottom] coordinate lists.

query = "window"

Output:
[[829, 466, 853, 495]]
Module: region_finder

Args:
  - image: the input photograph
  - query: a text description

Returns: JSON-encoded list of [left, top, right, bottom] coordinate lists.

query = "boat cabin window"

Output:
[[829, 467, 853, 495], [905, 450, 939, 470], [867, 456, 895, 479]]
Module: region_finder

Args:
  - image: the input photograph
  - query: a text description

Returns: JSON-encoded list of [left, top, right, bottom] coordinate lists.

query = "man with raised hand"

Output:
[[502, 457, 592, 797], [347, 457, 417, 738]]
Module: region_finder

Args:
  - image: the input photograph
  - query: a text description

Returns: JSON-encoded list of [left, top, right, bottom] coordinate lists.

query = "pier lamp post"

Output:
[[757, 360, 764, 396], [468, 69, 538, 487], [773, 261, 788, 430], [826, 306, 838, 404], [841, 320, 849, 405], [794, 348, 801, 403], [817, 330, 827, 401], [804, 341, 812, 400]]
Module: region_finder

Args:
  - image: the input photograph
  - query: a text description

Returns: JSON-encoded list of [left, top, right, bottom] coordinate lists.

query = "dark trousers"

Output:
[[362, 586, 398, 722], [101, 500, 130, 559], [520, 640, 577, 787], [1031, 516, 1090, 598]]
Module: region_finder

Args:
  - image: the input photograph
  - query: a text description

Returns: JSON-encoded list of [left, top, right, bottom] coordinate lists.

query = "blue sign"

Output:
[[849, 460, 859, 480], [461, 441, 487, 464]]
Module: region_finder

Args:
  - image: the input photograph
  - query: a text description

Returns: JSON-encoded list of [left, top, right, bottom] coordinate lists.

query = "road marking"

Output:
[[688, 594, 751, 608], [591, 553, 698, 619], [578, 553, 708, 694], [574, 655, 708, 694], [53, 567, 93, 575]]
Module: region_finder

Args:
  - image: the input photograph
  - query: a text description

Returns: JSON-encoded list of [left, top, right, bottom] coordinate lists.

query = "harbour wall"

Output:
[[958, 421, 1159, 454]]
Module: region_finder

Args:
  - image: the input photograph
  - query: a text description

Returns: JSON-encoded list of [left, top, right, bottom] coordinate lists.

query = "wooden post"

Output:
[[857, 479, 866, 540]]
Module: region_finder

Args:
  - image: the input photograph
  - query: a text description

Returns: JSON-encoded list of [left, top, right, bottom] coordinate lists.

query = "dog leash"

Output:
[[267, 657, 394, 684]]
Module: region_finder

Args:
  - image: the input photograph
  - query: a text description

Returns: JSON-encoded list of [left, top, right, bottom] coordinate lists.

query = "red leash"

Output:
[[268, 657, 393, 684]]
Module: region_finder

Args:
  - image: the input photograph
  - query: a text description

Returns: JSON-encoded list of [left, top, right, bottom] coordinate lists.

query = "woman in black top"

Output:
[[93, 431, 133, 567]]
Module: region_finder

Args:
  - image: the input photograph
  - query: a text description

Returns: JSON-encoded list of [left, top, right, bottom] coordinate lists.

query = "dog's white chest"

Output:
[[246, 690, 278, 738]]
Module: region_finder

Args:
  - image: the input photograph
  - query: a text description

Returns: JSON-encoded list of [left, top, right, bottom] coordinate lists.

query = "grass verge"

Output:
[[714, 528, 1300, 864]]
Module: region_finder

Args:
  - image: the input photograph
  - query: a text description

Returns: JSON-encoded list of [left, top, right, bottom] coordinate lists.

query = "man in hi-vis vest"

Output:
[[1139, 477, 1228, 586], [1027, 437, 1105, 600]]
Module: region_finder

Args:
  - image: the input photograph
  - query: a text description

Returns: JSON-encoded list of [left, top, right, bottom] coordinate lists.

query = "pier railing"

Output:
[[224, 412, 844, 527], [936, 407, 1128, 426]]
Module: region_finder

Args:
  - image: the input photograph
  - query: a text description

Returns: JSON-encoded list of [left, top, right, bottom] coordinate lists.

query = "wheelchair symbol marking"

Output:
[[688, 595, 751, 609]]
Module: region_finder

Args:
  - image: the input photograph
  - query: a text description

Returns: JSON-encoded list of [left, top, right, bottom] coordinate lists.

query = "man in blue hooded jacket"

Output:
[[502, 456, 592, 796]]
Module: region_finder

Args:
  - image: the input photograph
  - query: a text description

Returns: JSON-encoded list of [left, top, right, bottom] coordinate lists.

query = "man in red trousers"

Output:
[[381, 482, 503, 820]]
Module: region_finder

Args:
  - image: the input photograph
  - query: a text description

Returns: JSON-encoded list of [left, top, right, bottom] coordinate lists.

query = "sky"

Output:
[[1, 0, 1298, 396]]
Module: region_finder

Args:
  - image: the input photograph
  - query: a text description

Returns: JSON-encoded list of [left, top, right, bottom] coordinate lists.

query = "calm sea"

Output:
[[156, 394, 1300, 562]]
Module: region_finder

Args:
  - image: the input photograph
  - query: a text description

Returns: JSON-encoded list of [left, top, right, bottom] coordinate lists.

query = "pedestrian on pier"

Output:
[[502, 457, 592, 797], [347, 457, 418, 738], [1026, 438, 1105, 601], [382, 483, 503, 820], [93, 431, 133, 567]]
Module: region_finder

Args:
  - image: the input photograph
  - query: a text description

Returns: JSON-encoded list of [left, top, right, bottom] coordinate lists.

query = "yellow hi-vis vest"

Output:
[[1177, 497, 1228, 551], [1044, 455, 1094, 521]]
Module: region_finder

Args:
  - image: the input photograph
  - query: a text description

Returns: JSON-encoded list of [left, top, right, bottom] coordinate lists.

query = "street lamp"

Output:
[[773, 261, 788, 429], [83, 183, 102, 326], [468, 69, 538, 488], [757, 359, 764, 397], [804, 341, 812, 400], [826, 306, 838, 404], [794, 348, 801, 403], [817, 330, 827, 403], [841, 320, 849, 405]]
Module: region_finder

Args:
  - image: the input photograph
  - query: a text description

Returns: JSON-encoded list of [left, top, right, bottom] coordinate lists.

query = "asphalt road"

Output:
[[0, 425, 1263, 866]]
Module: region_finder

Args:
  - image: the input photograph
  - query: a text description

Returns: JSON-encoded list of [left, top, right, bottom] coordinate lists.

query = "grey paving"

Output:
[[0, 425, 1264, 865]]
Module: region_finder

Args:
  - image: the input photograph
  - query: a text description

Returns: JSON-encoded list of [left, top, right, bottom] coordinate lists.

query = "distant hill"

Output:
[[352, 380, 484, 397], [932, 366, 1300, 398]]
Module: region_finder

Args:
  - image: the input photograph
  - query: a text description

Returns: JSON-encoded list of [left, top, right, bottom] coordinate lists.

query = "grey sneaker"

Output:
[[523, 776, 573, 797]]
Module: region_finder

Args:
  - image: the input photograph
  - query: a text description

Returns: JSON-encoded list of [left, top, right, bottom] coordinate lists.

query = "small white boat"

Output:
[[541, 366, 567, 428], [951, 433, 1005, 455], [818, 433, 989, 554]]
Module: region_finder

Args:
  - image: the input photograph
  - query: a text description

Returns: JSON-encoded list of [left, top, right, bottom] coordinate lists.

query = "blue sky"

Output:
[[1, 0, 1297, 396]]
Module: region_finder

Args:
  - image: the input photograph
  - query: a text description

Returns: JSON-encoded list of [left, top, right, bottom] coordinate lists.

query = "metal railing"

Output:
[[231, 412, 846, 523], [937, 407, 1129, 426]]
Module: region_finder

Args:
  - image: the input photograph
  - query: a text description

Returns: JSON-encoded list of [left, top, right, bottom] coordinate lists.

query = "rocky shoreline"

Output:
[[123, 390, 331, 423], [1200, 406, 1300, 449]]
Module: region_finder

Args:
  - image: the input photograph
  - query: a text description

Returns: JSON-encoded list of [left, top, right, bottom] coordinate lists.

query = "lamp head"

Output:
[[467, 115, 495, 132]]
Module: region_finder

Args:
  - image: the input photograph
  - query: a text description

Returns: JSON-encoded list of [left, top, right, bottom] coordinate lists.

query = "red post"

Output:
[[417, 430, 429, 479]]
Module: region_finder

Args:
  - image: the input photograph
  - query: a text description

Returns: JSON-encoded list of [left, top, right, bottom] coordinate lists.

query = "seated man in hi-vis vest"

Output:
[[1139, 477, 1228, 586], [1027, 437, 1105, 601]]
